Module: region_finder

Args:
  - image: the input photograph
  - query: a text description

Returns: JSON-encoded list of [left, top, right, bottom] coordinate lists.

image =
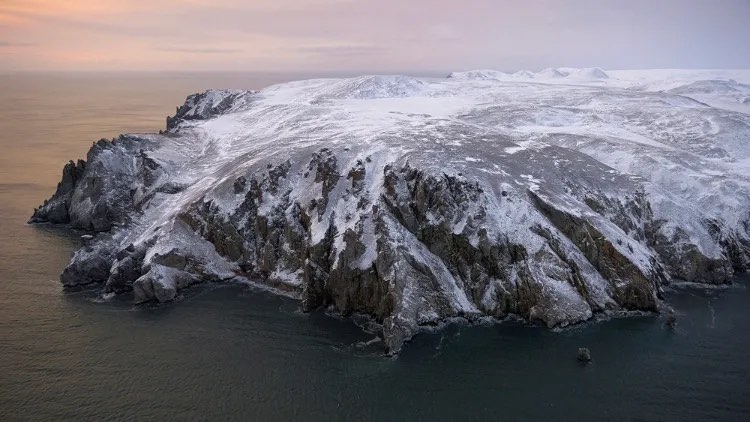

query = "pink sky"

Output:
[[1, 0, 749, 72]]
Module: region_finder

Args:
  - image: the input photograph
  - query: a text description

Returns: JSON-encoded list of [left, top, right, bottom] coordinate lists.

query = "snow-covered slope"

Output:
[[32, 69, 750, 353]]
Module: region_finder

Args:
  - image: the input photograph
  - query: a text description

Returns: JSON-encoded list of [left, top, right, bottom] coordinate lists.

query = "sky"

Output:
[[1, 0, 749, 73]]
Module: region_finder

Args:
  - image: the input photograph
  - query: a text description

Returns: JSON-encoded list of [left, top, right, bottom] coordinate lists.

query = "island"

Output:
[[30, 68, 750, 353]]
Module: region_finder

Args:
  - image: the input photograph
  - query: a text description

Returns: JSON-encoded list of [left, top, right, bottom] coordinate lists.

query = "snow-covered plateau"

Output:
[[31, 68, 750, 353]]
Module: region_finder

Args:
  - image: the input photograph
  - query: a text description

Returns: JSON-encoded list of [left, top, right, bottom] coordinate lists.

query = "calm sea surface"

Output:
[[0, 72, 748, 421]]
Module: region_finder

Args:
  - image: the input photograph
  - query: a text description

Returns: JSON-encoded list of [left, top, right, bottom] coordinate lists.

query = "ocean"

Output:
[[0, 72, 748, 421]]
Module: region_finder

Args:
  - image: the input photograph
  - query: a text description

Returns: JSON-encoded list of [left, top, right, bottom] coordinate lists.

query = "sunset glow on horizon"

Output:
[[1, 0, 749, 72]]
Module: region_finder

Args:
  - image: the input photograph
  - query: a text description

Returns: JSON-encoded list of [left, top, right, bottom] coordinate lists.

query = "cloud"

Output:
[[289, 45, 387, 58], [2, 0, 750, 71], [0, 41, 36, 47], [154, 47, 243, 54]]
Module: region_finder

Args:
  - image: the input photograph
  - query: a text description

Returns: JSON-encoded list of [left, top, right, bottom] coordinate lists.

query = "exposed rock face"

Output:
[[29, 159, 86, 224], [30, 136, 146, 231], [166, 89, 258, 130], [31, 69, 750, 353]]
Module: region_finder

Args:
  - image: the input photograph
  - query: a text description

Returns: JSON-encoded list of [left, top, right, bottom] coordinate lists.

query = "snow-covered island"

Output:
[[31, 68, 750, 353]]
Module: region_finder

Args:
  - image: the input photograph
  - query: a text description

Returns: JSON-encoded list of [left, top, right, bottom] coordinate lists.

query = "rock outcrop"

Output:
[[31, 70, 750, 353]]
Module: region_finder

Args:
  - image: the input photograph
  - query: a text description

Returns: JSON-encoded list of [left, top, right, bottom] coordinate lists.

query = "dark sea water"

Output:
[[0, 72, 749, 421]]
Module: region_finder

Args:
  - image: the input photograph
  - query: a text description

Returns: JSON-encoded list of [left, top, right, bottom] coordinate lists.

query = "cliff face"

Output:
[[31, 71, 750, 353]]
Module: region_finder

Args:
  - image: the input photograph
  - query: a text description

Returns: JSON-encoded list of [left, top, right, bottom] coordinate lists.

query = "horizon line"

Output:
[[3, 67, 750, 76]]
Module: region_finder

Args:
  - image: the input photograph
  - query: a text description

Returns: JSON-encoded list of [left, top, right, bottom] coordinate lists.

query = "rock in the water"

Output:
[[666, 312, 677, 329], [30, 69, 750, 353], [577, 347, 592, 362]]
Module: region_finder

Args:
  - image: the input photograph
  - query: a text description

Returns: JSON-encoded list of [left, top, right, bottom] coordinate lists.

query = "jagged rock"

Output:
[[166, 89, 258, 130], [133, 265, 197, 303], [30, 70, 750, 353], [31, 136, 148, 231], [61, 234, 117, 286], [29, 159, 86, 224]]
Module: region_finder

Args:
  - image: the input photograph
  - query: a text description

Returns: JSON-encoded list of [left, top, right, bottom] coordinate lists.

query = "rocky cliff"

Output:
[[31, 70, 750, 353]]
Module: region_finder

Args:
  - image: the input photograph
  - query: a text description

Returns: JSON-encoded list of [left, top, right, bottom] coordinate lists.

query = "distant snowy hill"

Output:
[[32, 68, 750, 353], [448, 67, 610, 82]]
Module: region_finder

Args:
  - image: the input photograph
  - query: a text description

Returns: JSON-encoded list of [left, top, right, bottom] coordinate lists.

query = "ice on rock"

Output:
[[31, 68, 750, 353], [537, 68, 567, 79], [447, 70, 511, 81]]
